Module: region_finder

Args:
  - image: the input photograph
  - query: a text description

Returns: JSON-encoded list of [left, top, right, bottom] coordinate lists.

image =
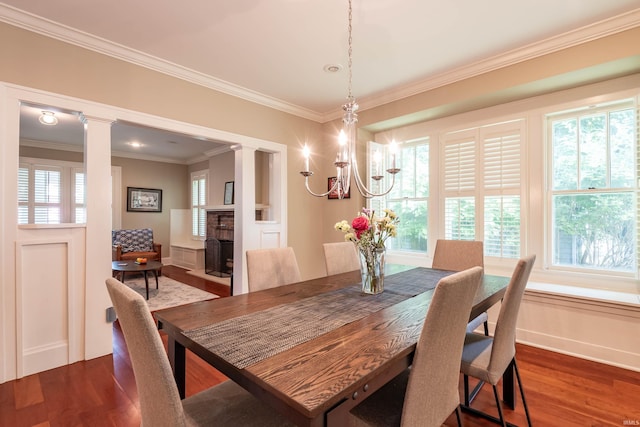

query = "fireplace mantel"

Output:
[[205, 205, 233, 212], [205, 204, 269, 212]]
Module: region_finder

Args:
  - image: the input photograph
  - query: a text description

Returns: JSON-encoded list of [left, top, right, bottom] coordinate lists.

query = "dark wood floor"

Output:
[[1, 265, 638, 426]]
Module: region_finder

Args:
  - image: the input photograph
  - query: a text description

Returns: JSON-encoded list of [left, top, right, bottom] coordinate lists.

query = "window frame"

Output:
[[440, 120, 526, 260], [18, 157, 85, 225], [545, 99, 638, 277], [368, 137, 430, 255], [374, 81, 640, 293], [191, 169, 208, 240]]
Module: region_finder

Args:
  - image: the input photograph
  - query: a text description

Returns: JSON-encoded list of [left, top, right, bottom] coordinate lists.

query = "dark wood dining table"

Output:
[[154, 267, 511, 427]]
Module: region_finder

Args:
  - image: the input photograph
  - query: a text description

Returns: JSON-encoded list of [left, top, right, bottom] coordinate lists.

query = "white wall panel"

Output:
[[16, 238, 73, 377]]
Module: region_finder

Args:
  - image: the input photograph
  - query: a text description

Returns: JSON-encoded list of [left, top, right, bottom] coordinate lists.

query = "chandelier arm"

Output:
[[301, 173, 341, 198], [354, 171, 397, 198], [351, 153, 397, 197]]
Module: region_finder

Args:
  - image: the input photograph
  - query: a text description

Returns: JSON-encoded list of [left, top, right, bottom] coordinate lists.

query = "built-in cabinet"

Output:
[[170, 242, 205, 270], [169, 209, 205, 270]]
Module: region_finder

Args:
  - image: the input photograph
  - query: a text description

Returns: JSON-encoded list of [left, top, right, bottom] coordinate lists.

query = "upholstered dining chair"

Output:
[[245, 247, 302, 292], [105, 277, 294, 427], [347, 266, 484, 427], [323, 241, 360, 275], [432, 239, 489, 335], [460, 255, 536, 427]]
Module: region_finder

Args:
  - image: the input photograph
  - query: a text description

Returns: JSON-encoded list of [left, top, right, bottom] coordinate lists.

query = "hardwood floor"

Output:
[[1, 265, 638, 426]]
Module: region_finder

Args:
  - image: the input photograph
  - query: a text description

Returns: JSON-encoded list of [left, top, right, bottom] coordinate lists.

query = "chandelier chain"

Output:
[[299, 0, 400, 199], [347, 0, 353, 101]]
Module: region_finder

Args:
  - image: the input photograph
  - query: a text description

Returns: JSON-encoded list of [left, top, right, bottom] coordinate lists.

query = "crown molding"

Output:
[[324, 8, 640, 122], [2, 4, 639, 125], [19, 138, 202, 165], [0, 3, 324, 123], [20, 138, 83, 153]]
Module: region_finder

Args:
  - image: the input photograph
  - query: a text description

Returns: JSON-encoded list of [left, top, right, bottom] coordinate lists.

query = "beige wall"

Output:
[[2, 21, 640, 279], [111, 156, 189, 251], [208, 151, 235, 206]]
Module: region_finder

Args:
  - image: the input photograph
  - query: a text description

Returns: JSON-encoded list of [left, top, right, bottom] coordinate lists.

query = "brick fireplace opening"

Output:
[[205, 238, 233, 277], [205, 210, 234, 277]]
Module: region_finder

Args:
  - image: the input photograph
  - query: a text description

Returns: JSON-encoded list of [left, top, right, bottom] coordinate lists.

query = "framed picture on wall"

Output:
[[127, 187, 162, 212], [328, 176, 350, 199], [224, 181, 234, 205]]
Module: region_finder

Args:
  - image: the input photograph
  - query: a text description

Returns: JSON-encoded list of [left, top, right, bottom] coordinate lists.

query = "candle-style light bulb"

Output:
[[337, 130, 347, 164], [373, 150, 381, 176], [338, 130, 347, 146], [302, 145, 310, 172], [390, 140, 398, 169]]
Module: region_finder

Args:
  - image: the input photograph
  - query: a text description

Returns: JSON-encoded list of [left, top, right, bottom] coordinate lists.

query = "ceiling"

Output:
[[4, 1, 640, 163]]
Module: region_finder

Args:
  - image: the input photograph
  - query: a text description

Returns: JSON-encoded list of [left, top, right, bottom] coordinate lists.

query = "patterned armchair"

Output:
[[112, 228, 162, 274]]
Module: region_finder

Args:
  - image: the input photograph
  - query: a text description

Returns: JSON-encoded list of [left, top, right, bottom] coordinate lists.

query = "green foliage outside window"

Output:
[[551, 105, 636, 272]]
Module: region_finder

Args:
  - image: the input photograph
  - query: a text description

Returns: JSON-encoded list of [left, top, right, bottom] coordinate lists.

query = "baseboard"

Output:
[[516, 328, 640, 372]]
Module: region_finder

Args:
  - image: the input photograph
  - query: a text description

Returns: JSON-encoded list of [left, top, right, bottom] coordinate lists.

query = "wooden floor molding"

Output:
[[1, 265, 638, 426]]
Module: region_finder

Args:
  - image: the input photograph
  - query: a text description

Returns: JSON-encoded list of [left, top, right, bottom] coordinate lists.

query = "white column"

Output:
[[232, 144, 256, 295], [82, 115, 115, 359]]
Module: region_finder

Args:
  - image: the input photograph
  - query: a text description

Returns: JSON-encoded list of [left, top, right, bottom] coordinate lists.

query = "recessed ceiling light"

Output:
[[323, 64, 343, 73], [129, 141, 142, 148], [39, 111, 58, 125]]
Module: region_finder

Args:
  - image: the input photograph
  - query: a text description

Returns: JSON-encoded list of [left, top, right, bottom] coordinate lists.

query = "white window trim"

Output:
[[375, 76, 640, 294], [19, 156, 85, 225], [191, 169, 208, 240], [544, 98, 638, 278]]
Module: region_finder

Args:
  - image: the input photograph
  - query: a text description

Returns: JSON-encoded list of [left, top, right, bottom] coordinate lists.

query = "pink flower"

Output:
[[352, 216, 369, 239]]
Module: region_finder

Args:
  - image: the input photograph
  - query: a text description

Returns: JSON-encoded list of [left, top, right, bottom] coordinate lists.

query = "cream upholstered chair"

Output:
[[432, 239, 489, 335], [323, 241, 360, 275], [460, 255, 536, 427], [245, 247, 302, 292], [347, 266, 484, 427], [105, 277, 294, 427]]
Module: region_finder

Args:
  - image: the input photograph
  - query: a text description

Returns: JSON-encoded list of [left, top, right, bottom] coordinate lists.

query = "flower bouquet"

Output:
[[335, 208, 399, 294]]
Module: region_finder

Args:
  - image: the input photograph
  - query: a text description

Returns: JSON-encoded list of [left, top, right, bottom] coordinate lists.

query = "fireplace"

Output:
[[205, 238, 233, 277]]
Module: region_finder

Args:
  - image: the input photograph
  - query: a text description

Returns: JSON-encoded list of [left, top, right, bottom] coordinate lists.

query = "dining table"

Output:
[[154, 266, 512, 427]]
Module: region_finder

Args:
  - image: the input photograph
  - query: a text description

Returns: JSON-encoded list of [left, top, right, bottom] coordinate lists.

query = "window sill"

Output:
[[524, 281, 640, 316], [18, 223, 86, 229]]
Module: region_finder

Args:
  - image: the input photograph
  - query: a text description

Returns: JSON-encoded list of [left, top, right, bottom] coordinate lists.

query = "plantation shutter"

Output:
[[636, 102, 640, 275], [442, 130, 476, 240], [18, 165, 29, 224], [480, 121, 524, 258], [73, 169, 86, 223], [191, 171, 208, 238], [33, 166, 62, 224]]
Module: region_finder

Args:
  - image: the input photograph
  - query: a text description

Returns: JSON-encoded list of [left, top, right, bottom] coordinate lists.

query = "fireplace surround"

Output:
[[205, 210, 234, 277]]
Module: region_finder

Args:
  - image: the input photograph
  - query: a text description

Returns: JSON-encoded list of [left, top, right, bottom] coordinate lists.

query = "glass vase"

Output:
[[359, 246, 386, 294]]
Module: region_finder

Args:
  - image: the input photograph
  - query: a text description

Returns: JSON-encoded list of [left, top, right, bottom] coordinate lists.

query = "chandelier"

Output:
[[300, 0, 400, 199]]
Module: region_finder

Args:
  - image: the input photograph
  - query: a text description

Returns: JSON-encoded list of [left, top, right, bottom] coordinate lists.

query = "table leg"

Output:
[[143, 271, 149, 300], [502, 359, 516, 409], [167, 336, 186, 399], [152, 269, 159, 289]]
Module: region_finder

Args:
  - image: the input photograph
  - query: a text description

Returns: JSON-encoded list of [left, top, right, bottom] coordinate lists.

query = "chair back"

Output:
[[432, 239, 484, 271], [401, 266, 483, 426], [323, 242, 360, 275], [105, 278, 186, 426], [246, 247, 302, 292], [487, 255, 536, 376]]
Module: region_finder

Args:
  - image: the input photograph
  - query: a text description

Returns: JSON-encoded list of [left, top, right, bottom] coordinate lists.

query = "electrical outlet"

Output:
[[106, 306, 117, 323]]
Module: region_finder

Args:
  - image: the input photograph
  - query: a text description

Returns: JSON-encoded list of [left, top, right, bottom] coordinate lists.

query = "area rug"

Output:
[[123, 274, 219, 312]]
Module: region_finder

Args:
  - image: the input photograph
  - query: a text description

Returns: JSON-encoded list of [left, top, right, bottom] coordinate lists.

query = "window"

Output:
[[370, 138, 429, 253], [548, 100, 637, 273], [442, 120, 524, 258], [73, 169, 86, 223], [191, 170, 208, 239], [18, 158, 85, 224]]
